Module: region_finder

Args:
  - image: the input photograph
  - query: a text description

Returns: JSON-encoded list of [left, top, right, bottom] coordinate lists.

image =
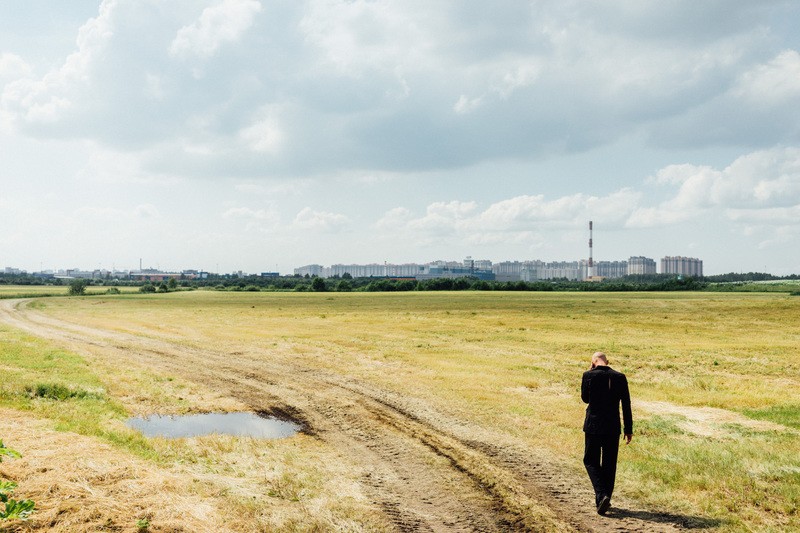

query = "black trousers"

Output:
[[583, 433, 620, 505]]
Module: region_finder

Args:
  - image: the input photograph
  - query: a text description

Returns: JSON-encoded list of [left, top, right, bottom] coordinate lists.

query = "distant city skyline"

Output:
[[4, 252, 712, 279], [2, 2, 799, 276]]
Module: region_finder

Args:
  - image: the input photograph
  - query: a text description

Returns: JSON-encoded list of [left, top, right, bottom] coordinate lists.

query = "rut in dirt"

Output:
[[0, 299, 705, 532]]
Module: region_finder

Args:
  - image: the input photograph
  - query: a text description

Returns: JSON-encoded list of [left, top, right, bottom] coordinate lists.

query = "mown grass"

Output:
[[0, 310, 389, 530], [14, 291, 800, 530]]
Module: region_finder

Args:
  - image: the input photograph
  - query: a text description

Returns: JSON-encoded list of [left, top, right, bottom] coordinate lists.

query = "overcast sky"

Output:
[[2, 1, 799, 275]]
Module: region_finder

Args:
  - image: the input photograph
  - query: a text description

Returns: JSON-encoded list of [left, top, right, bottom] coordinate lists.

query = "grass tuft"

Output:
[[24, 383, 100, 401]]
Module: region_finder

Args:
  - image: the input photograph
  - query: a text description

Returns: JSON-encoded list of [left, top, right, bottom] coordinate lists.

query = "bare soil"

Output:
[[1, 299, 707, 532]]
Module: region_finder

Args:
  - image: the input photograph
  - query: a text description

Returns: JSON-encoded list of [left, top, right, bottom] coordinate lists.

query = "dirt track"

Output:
[[0, 298, 706, 532]]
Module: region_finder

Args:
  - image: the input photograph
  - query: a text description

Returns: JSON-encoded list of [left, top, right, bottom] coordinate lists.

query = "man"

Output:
[[581, 351, 632, 515]]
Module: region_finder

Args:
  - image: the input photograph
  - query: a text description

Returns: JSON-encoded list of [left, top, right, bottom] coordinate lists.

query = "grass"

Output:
[[0, 313, 388, 531], [4, 291, 800, 531], [0, 285, 139, 299], [0, 324, 148, 452]]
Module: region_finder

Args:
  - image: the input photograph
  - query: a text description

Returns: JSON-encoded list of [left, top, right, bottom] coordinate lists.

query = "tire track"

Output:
[[1, 299, 691, 532]]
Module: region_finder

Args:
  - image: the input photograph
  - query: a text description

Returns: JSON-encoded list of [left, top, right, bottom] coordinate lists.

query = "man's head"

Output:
[[591, 352, 609, 367]]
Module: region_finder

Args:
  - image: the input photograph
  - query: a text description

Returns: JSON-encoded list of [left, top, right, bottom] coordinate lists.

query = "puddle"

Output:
[[126, 412, 301, 439]]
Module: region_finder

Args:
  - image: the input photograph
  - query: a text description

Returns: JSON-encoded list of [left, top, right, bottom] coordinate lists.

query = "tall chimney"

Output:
[[588, 221, 595, 279]]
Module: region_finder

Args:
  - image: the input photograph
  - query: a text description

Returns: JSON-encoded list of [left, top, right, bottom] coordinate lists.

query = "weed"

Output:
[[0, 442, 35, 521], [24, 382, 98, 401], [0, 441, 20, 461]]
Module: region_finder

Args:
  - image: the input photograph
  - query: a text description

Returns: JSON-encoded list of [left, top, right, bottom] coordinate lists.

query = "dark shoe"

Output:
[[597, 495, 611, 515]]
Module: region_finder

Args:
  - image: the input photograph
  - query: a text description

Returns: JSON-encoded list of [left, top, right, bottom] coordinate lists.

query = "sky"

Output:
[[1, 1, 799, 276]]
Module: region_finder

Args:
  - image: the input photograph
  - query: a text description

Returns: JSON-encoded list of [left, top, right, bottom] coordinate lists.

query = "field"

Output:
[[0, 291, 798, 531], [0, 285, 139, 298]]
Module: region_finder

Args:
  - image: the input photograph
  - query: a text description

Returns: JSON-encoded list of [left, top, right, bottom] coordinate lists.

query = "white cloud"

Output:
[[169, 0, 262, 59], [1, 0, 114, 126], [299, 0, 431, 76], [378, 191, 641, 247], [223, 206, 280, 232], [734, 50, 800, 104], [239, 106, 284, 154], [478, 190, 640, 230], [629, 147, 800, 227], [0, 53, 31, 83], [454, 94, 483, 114], [74, 203, 161, 221], [293, 207, 349, 231], [234, 179, 313, 196], [376, 206, 413, 230]]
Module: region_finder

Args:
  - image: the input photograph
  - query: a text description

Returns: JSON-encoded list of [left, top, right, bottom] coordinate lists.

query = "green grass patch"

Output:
[[742, 404, 800, 430], [0, 324, 154, 458], [24, 383, 101, 401]]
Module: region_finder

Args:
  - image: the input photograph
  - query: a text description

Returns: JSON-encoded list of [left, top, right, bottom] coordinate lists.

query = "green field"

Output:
[[0, 285, 139, 298], [2, 291, 799, 531]]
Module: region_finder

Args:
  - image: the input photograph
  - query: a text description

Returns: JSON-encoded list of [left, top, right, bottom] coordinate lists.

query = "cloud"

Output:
[[74, 203, 161, 221], [239, 105, 284, 154], [1, 0, 798, 180], [378, 190, 641, 246], [169, 0, 263, 59], [477, 190, 640, 230], [223, 205, 280, 231], [293, 207, 349, 231], [234, 179, 313, 195], [376, 206, 412, 230], [0, 53, 30, 83], [734, 50, 800, 105], [628, 146, 800, 227]]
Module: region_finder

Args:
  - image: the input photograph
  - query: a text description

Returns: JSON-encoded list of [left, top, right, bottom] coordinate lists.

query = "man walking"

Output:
[[582, 351, 632, 515]]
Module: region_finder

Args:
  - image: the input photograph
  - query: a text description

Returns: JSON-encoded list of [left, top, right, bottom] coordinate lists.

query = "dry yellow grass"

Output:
[[3, 290, 799, 531]]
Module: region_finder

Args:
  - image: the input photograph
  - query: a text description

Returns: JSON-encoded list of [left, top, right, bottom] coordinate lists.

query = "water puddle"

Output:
[[126, 412, 301, 439]]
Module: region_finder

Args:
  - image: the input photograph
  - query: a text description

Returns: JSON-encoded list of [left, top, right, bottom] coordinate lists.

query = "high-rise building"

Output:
[[522, 261, 584, 281], [294, 264, 325, 277], [596, 261, 628, 279], [627, 256, 657, 275], [661, 256, 703, 277]]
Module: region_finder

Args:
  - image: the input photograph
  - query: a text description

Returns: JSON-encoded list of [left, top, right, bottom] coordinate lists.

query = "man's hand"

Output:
[[624, 434, 632, 445]]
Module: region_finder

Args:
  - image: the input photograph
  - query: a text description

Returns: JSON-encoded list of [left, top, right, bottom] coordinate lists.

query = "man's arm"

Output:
[[621, 374, 633, 437], [581, 371, 591, 404]]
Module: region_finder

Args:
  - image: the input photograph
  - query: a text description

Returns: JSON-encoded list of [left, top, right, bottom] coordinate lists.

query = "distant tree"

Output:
[[336, 280, 353, 292], [157, 282, 168, 292], [167, 277, 178, 290], [67, 278, 89, 296], [341, 272, 353, 280], [311, 277, 326, 292], [139, 283, 156, 293]]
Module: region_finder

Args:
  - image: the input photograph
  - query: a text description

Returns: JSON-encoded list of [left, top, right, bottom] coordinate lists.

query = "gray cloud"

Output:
[[2, 0, 798, 181]]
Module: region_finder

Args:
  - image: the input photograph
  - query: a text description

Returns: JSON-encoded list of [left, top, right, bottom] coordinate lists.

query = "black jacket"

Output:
[[582, 366, 633, 435]]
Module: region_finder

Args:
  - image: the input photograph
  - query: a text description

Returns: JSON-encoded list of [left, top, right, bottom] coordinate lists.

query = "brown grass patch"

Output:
[[0, 409, 227, 532]]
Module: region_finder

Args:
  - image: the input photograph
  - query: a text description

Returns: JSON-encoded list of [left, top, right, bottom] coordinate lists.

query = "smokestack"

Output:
[[588, 221, 595, 279]]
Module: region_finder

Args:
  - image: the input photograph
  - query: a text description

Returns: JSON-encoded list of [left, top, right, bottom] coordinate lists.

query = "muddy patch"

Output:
[[127, 411, 301, 439]]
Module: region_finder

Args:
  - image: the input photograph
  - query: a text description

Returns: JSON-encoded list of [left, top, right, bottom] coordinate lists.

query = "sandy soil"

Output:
[[0, 299, 706, 532]]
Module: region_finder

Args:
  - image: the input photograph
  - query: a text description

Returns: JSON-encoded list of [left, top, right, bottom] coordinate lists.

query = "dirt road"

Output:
[[0, 298, 701, 532]]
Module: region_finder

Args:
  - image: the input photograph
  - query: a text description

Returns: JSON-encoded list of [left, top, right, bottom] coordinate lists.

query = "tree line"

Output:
[[2, 271, 797, 294]]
